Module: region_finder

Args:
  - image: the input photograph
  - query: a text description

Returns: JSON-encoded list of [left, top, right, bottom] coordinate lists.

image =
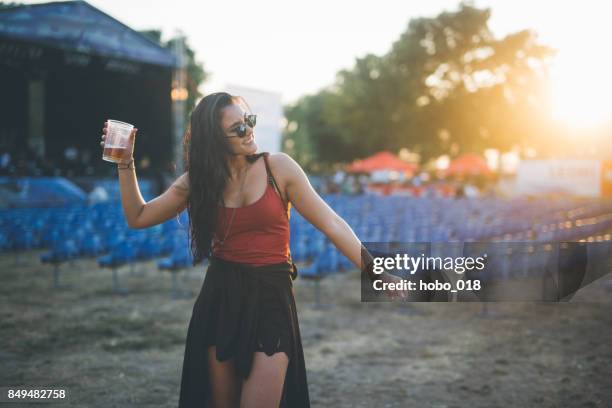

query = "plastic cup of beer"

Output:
[[103, 120, 134, 163]]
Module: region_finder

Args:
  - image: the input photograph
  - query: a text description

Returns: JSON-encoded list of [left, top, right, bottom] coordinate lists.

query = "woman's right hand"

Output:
[[100, 121, 138, 164]]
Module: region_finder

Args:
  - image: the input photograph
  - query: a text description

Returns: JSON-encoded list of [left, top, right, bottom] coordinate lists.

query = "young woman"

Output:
[[100, 92, 402, 407]]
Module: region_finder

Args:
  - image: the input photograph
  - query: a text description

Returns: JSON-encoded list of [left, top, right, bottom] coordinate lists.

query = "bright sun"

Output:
[[548, 34, 612, 129]]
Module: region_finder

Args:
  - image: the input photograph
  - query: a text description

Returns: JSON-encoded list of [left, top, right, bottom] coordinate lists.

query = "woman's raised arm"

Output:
[[119, 170, 189, 229], [100, 123, 189, 229]]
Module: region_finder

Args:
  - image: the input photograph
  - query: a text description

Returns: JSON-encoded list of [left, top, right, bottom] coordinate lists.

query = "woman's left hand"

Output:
[[379, 272, 408, 301]]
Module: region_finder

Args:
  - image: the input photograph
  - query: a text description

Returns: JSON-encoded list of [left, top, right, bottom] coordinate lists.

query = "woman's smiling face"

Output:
[[220, 102, 258, 155]]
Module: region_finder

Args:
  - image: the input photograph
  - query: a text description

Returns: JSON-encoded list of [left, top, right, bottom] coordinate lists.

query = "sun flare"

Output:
[[548, 31, 612, 129]]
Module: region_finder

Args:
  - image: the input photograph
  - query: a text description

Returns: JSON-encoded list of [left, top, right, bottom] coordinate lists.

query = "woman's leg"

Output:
[[240, 351, 289, 408], [208, 346, 241, 408]]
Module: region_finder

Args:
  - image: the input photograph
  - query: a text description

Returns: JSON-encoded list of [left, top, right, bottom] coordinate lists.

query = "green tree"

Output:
[[285, 2, 555, 165], [283, 91, 339, 171]]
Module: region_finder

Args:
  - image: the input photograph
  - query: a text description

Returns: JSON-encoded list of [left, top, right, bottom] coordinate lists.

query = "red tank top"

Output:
[[211, 153, 291, 266]]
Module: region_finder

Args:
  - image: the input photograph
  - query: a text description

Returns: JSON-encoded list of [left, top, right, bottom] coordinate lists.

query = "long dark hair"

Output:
[[182, 92, 258, 264]]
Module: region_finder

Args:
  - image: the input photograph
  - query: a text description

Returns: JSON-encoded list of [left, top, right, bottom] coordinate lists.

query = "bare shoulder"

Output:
[[267, 153, 305, 202], [267, 152, 302, 180]]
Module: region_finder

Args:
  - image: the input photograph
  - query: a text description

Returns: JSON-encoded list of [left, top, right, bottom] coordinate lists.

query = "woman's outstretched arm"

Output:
[[270, 153, 404, 298]]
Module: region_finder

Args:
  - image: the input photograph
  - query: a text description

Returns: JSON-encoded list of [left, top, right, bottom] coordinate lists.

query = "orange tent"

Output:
[[347, 151, 417, 175], [444, 153, 491, 177]]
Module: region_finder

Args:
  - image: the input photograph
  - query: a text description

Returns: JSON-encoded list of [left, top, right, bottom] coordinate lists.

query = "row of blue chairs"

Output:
[[4, 196, 612, 254], [2, 194, 611, 300]]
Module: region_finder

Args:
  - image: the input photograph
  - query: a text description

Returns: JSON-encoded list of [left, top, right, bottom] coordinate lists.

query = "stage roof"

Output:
[[0, 0, 177, 67]]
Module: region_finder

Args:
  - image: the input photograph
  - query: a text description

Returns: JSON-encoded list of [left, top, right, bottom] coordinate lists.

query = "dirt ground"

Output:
[[1, 250, 611, 407]]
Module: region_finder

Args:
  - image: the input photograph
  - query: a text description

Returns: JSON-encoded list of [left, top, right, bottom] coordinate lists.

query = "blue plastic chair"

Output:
[[157, 247, 194, 299], [80, 234, 106, 257], [299, 247, 341, 308], [97, 242, 138, 295], [40, 240, 79, 288]]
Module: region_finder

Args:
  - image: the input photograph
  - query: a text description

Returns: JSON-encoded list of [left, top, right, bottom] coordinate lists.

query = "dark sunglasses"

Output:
[[226, 114, 257, 138]]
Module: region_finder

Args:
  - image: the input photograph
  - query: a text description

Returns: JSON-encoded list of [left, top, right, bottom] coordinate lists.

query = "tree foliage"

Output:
[[283, 3, 555, 168]]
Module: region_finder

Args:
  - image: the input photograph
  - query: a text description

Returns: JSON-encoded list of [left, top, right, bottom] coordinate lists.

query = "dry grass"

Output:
[[1, 250, 611, 407]]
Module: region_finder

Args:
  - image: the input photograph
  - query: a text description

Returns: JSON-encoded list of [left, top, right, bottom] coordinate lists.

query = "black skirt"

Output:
[[178, 256, 310, 407]]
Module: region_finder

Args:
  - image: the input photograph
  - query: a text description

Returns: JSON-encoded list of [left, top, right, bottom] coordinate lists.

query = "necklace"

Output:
[[216, 161, 252, 246]]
